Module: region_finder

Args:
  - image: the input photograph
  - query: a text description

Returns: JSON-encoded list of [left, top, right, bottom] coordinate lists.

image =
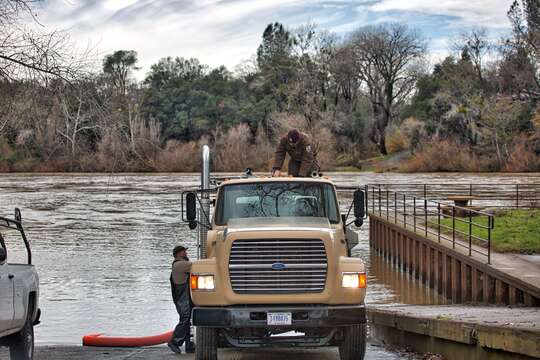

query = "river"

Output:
[[0, 172, 538, 349]]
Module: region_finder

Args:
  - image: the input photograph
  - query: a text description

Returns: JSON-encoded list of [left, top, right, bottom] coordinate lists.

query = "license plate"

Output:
[[267, 312, 292, 325]]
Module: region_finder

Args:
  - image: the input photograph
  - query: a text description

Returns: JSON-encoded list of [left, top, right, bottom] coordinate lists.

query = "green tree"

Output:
[[256, 22, 296, 111], [103, 50, 139, 95]]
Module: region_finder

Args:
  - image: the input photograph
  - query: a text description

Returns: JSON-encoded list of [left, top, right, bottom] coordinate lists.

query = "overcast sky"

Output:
[[34, 0, 514, 78]]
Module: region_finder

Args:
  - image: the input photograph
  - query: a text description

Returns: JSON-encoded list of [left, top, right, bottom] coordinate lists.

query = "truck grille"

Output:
[[228, 239, 327, 294]]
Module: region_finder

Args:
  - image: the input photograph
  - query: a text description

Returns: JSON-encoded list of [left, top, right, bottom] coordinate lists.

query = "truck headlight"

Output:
[[342, 272, 367, 288], [191, 274, 215, 291]]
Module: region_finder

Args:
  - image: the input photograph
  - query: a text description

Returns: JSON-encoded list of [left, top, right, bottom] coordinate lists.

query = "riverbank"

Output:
[[368, 305, 540, 360]]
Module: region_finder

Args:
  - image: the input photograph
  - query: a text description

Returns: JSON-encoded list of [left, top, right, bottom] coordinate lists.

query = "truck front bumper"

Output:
[[192, 304, 365, 328]]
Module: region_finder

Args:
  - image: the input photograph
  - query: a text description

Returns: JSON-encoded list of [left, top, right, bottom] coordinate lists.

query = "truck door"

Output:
[[0, 237, 14, 332]]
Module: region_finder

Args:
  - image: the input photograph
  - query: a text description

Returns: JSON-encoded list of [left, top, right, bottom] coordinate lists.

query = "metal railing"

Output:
[[367, 185, 494, 264], [366, 183, 540, 209]]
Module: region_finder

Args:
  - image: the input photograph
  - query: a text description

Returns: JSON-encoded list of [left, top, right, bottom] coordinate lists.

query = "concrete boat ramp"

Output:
[[0, 343, 410, 359], [368, 305, 540, 360]]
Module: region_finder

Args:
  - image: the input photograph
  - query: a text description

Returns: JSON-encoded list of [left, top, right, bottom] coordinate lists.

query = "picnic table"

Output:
[[446, 195, 477, 208]]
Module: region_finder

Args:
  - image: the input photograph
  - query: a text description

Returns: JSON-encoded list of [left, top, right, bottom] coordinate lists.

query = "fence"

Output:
[[367, 185, 494, 264], [366, 183, 540, 209]]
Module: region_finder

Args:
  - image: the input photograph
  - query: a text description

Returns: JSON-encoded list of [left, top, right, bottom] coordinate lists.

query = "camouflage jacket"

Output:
[[272, 132, 317, 177]]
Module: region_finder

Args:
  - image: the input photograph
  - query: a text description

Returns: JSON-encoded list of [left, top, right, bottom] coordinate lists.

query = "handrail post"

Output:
[[365, 184, 369, 214], [452, 207, 456, 249], [424, 199, 428, 237], [437, 203, 441, 242], [403, 194, 406, 229], [372, 186, 375, 213], [394, 192, 397, 223], [488, 216, 492, 264], [413, 197, 417, 232], [386, 190, 389, 220], [423, 184, 427, 199], [378, 187, 382, 215], [468, 210, 472, 256]]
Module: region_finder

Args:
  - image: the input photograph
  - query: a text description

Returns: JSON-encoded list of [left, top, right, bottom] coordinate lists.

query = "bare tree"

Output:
[[452, 28, 492, 84], [56, 82, 100, 161], [0, 0, 89, 81], [290, 23, 337, 126], [350, 23, 426, 155], [508, 0, 540, 88]]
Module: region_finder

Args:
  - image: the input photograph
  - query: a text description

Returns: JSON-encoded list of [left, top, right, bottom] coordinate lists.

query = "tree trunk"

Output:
[[494, 130, 503, 169]]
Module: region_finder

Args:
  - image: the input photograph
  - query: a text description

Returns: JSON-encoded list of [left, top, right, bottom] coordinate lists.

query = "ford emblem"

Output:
[[271, 262, 286, 270]]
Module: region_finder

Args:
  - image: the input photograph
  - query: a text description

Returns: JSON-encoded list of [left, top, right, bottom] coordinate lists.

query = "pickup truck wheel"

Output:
[[338, 324, 366, 360], [9, 311, 34, 360], [195, 327, 217, 360]]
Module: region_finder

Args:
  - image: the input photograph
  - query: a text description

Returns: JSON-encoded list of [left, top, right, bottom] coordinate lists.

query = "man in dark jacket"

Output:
[[168, 245, 195, 354], [272, 129, 319, 177]]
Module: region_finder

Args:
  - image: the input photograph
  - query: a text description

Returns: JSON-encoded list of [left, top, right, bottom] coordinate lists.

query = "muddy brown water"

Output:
[[0, 172, 538, 348]]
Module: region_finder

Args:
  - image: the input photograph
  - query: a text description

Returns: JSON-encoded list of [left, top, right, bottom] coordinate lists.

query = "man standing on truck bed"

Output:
[[168, 245, 195, 354], [272, 129, 319, 177]]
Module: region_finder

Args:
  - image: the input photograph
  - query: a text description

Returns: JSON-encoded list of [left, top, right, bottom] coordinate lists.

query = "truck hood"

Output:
[[226, 217, 332, 232]]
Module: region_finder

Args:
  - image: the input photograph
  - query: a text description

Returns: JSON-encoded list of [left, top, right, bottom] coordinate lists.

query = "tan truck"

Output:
[[183, 172, 367, 360]]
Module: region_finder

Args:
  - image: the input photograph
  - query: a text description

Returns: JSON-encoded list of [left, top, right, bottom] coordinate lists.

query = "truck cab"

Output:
[[185, 175, 367, 360]]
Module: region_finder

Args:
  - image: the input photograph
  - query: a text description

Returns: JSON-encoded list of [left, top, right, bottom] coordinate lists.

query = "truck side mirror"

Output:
[[353, 189, 365, 227], [0, 247, 6, 263], [186, 192, 198, 229]]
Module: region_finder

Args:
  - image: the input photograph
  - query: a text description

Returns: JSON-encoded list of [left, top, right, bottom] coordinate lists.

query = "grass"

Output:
[[439, 210, 540, 253]]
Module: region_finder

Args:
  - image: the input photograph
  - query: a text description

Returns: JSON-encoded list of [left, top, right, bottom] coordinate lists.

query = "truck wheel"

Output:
[[9, 310, 34, 360], [195, 327, 217, 360], [338, 324, 366, 360]]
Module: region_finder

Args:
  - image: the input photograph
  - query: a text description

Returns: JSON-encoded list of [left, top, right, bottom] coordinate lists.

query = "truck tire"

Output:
[[9, 309, 34, 360], [338, 324, 366, 360], [195, 327, 217, 360]]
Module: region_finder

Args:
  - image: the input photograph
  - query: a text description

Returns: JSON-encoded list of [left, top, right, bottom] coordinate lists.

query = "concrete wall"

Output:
[[369, 215, 540, 306]]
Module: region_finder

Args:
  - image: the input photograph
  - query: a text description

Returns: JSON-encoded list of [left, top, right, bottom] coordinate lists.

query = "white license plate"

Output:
[[267, 312, 292, 325]]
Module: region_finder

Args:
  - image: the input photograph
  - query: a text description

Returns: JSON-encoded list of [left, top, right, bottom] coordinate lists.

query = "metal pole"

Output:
[[394, 192, 397, 223], [199, 145, 211, 259], [372, 186, 375, 213], [452, 207, 456, 249], [403, 194, 406, 229], [488, 216, 492, 264], [437, 203, 441, 242], [378, 187, 382, 215], [413, 198, 416, 232], [386, 190, 389, 220], [424, 199, 428, 237], [468, 210, 472, 256]]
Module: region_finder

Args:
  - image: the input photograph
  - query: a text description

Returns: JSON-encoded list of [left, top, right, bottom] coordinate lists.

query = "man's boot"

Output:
[[185, 341, 195, 353], [167, 341, 182, 354]]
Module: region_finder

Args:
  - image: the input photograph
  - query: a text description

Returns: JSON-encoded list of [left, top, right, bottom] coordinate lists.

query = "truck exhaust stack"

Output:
[[198, 145, 211, 259]]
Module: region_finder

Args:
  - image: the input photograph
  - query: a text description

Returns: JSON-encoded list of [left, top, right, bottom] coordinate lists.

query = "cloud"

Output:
[[369, 0, 514, 29], [33, 0, 515, 78]]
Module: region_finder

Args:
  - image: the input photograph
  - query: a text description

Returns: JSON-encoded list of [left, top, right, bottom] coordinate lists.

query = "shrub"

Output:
[[214, 124, 274, 172], [504, 134, 540, 172], [401, 139, 496, 172], [155, 140, 202, 172], [386, 126, 408, 154]]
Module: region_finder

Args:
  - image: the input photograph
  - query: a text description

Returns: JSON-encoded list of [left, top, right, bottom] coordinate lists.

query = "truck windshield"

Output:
[[215, 182, 339, 225]]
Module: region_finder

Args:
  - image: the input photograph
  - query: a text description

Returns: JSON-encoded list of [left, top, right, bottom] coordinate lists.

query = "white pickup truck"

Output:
[[0, 209, 40, 360]]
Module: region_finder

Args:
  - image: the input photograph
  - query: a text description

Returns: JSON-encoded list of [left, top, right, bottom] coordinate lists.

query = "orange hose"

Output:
[[82, 330, 173, 347]]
